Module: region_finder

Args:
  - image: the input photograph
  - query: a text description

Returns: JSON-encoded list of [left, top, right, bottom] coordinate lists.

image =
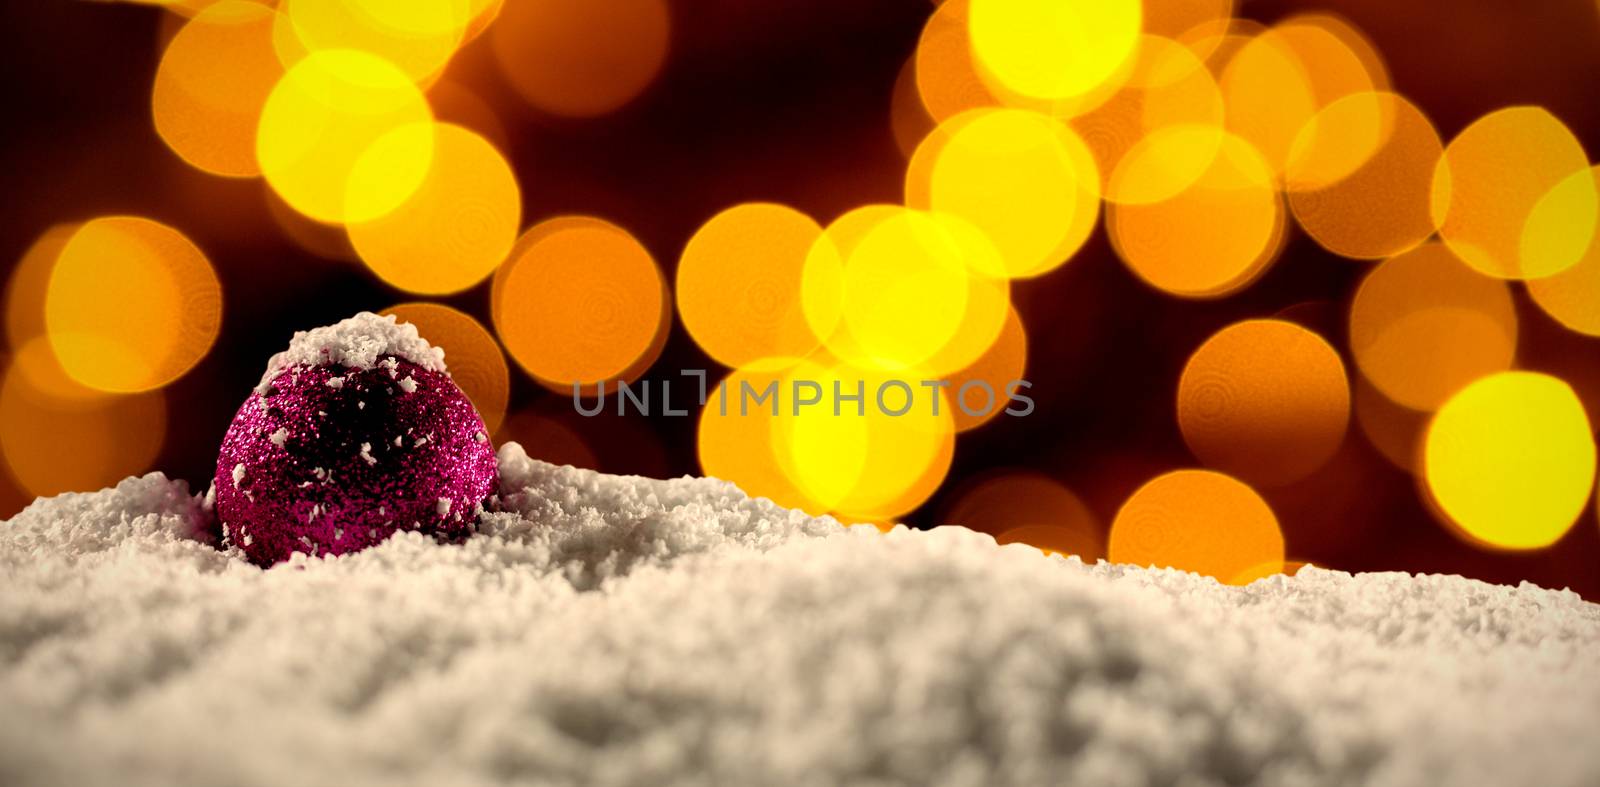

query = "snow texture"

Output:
[[255, 311, 446, 394], [2, 442, 1598, 787]]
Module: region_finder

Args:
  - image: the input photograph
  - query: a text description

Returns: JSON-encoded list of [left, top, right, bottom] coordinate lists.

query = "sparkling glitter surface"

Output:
[[214, 358, 498, 566]]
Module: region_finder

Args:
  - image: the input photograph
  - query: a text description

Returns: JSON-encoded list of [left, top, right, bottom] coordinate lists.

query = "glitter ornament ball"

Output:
[[215, 313, 498, 565]]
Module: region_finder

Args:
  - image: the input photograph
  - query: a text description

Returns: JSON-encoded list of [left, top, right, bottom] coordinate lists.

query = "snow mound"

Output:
[[2, 443, 1598, 786], [256, 311, 447, 393]]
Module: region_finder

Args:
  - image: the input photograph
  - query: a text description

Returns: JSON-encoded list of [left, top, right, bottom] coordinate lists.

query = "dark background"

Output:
[[2, 0, 1598, 596]]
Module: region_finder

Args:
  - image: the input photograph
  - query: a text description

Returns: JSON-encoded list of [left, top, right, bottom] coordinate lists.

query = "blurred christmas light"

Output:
[[1348, 242, 1517, 411], [1219, 15, 1388, 180], [151, 0, 283, 177], [913, 0, 996, 124], [945, 305, 1028, 433], [277, 0, 469, 83], [1108, 130, 1284, 298], [1108, 468, 1284, 585], [1527, 167, 1600, 337], [1142, 0, 1233, 46], [889, 54, 934, 160], [697, 360, 819, 513], [6, 224, 77, 352], [908, 108, 1100, 279], [1424, 371, 1596, 550], [380, 302, 510, 434], [816, 209, 1009, 374], [1431, 106, 1596, 280], [490, 0, 670, 117], [1178, 319, 1350, 488], [0, 340, 166, 498], [967, 0, 1141, 102], [1286, 92, 1443, 259], [1071, 35, 1224, 198], [944, 470, 1102, 560], [349, 123, 520, 295], [257, 49, 434, 224], [677, 203, 827, 369], [46, 217, 221, 393], [494, 217, 668, 394], [772, 359, 955, 520]]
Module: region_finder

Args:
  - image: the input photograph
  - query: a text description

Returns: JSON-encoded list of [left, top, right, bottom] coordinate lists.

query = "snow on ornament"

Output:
[[214, 312, 498, 565]]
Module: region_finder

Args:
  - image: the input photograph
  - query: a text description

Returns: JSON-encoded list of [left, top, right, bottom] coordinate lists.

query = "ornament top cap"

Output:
[[255, 312, 446, 394]]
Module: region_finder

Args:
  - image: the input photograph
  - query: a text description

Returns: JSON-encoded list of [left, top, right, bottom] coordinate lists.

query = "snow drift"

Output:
[[2, 442, 1597, 786]]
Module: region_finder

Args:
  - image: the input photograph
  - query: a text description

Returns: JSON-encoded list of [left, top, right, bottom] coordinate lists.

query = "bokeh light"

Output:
[[1108, 469, 1284, 584], [1348, 242, 1517, 411], [1143, 0, 1233, 44], [6, 224, 77, 351], [1528, 167, 1600, 336], [944, 470, 1102, 560], [46, 217, 222, 393], [913, 0, 995, 124], [1287, 92, 1443, 259], [380, 302, 509, 434], [1108, 130, 1284, 298], [677, 203, 826, 368], [1219, 15, 1388, 179], [0, 339, 167, 498], [967, 0, 1141, 102], [945, 305, 1028, 433], [1431, 106, 1596, 280], [697, 360, 817, 513], [277, 0, 469, 83], [494, 217, 669, 393], [1178, 319, 1350, 487], [349, 123, 520, 295], [151, 0, 283, 177], [490, 0, 670, 117], [1425, 372, 1596, 550], [771, 359, 955, 520], [805, 208, 1009, 375], [1070, 35, 1224, 197], [257, 49, 434, 223], [908, 108, 1100, 279]]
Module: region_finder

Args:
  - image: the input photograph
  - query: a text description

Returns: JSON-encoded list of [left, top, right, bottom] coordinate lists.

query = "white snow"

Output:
[[1, 442, 1597, 786], [255, 312, 446, 393]]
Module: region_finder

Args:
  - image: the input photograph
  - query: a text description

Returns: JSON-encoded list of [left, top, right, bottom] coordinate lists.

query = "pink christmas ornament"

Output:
[[214, 313, 497, 565]]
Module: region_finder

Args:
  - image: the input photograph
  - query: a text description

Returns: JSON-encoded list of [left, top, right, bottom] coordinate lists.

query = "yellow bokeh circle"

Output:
[[813, 209, 1010, 375], [46, 217, 222, 393], [910, 108, 1101, 279], [1527, 166, 1600, 337], [349, 123, 520, 295], [257, 49, 435, 224], [1424, 372, 1596, 550], [967, 0, 1142, 102], [278, 0, 470, 83]]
